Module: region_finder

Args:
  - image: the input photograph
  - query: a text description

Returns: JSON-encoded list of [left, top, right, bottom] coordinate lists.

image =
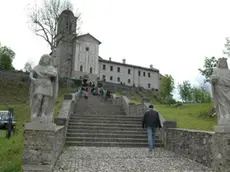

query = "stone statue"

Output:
[[29, 54, 58, 123], [211, 57, 230, 125]]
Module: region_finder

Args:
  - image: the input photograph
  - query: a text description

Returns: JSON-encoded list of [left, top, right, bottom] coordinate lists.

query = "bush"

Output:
[[98, 81, 103, 88], [71, 79, 82, 87]]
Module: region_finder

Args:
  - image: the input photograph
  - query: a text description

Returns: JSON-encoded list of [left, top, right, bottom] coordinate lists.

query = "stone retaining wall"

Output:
[[120, 95, 138, 116], [111, 94, 122, 105], [23, 92, 79, 172], [0, 70, 29, 82], [22, 124, 65, 172], [55, 92, 79, 140], [162, 122, 214, 168]]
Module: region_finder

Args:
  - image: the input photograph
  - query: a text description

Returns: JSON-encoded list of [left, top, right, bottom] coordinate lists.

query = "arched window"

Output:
[[65, 21, 69, 29], [90, 67, 93, 73], [80, 65, 83, 72]]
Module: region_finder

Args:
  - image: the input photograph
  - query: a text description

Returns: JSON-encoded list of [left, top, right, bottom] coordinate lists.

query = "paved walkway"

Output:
[[53, 147, 213, 172]]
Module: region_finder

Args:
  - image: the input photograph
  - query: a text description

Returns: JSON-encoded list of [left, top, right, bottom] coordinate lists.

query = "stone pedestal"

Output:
[[212, 125, 230, 172], [22, 122, 65, 172], [30, 116, 53, 123], [162, 120, 177, 147]]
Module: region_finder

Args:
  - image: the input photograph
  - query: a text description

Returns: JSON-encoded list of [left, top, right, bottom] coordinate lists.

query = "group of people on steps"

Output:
[[79, 80, 111, 100]]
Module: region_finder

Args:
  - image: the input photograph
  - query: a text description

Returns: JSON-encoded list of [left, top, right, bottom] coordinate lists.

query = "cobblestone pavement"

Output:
[[53, 147, 213, 172]]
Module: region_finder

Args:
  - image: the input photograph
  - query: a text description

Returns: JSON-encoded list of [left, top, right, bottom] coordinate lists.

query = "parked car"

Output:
[[0, 111, 16, 129]]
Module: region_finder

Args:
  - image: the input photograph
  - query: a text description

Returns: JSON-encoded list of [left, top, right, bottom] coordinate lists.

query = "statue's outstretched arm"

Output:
[[211, 70, 218, 84], [29, 71, 35, 80]]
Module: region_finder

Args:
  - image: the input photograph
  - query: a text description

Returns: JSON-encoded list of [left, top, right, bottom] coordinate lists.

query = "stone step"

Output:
[[65, 141, 163, 147], [66, 129, 153, 134], [66, 132, 157, 139], [68, 122, 142, 128], [67, 125, 146, 131], [73, 112, 126, 116], [70, 114, 142, 121], [65, 137, 162, 143], [70, 115, 142, 119], [68, 119, 142, 124]]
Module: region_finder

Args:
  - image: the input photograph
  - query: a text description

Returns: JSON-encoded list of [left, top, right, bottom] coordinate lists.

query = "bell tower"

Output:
[[56, 9, 77, 78], [57, 9, 77, 39]]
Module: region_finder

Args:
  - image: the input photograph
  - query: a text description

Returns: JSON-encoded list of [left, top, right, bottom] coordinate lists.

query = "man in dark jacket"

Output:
[[142, 105, 162, 152]]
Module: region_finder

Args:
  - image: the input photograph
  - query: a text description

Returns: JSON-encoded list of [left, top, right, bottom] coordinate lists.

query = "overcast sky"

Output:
[[0, 0, 229, 98]]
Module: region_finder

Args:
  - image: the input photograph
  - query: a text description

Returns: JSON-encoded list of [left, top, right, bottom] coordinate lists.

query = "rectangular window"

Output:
[[128, 79, 131, 83], [143, 72, 146, 77], [138, 71, 141, 76], [110, 76, 113, 80], [117, 77, 120, 82], [103, 75, 106, 79], [148, 73, 150, 78], [148, 83, 151, 88], [110, 66, 113, 71], [103, 64, 106, 70], [117, 67, 120, 72], [128, 69, 131, 74]]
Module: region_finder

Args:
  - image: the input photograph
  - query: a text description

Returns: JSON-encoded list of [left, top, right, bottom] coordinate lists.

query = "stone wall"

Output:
[[0, 70, 29, 82], [111, 94, 122, 105], [120, 95, 136, 116], [103, 82, 159, 93], [162, 123, 214, 168], [55, 92, 79, 140], [23, 92, 79, 172], [22, 123, 65, 172], [118, 95, 165, 119]]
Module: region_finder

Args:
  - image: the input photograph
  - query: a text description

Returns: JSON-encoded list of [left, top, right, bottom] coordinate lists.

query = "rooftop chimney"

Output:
[[109, 57, 111, 61], [150, 64, 153, 69], [122, 59, 126, 64]]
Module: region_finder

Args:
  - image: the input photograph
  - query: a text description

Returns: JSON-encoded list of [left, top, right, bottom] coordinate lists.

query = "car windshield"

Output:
[[0, 111, 13, 120]]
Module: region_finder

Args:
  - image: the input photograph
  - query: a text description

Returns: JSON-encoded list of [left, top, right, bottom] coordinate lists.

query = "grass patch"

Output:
[[115, 91, 216, 131], [130, 99, 141, 104], [0, 80, 29, 105], [155, 103, 216, 131], [54, 88, 73, 118], [0, 104, 29, 172], [115, 92, 121, 96], [0, 84, 73, 172], [115, 91, 160, 104]]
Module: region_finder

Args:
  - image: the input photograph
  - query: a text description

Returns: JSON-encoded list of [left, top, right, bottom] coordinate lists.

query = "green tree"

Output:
[[191, 86, 211, 103], [160, 74, 175, 100], [223, 37, 230, 57], [178, 80, 192, 103], [198, 56, 218, 83], [0, 43, 15, 70], [23, 61, 33, 73]]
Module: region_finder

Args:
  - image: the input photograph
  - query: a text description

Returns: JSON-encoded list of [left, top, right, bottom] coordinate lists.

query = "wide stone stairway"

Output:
[[65, 95, 163, 147], [53, 95, 213, 172]]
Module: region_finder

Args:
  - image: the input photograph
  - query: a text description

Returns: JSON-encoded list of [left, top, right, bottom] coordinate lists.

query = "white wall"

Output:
[[99, 61, 160, 90], [74, 35, 99, 76]]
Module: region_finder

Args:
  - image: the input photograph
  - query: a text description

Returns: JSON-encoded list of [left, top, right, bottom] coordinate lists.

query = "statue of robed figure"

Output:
[[211, 57, 230, 125], [29, 54, 58, 123]]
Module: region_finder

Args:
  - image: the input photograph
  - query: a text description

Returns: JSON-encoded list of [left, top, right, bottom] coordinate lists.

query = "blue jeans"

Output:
[[147, 127, 156, 150]]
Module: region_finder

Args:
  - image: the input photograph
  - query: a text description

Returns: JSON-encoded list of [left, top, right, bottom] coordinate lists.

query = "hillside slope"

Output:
[[0, 80, 29, 104]]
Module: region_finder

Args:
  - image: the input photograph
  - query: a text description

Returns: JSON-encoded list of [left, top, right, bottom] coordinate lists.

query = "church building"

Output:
[[54, 9, 160, 90]]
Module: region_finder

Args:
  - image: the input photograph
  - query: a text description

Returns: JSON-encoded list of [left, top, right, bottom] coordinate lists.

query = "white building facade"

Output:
[[56, 10, 160, 90]]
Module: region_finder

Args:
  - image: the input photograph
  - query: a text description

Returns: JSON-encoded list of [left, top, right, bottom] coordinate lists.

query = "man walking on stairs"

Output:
[[142, 105, 162, 152]]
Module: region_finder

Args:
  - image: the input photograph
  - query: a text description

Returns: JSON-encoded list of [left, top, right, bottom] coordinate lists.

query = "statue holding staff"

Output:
[[29, 54, 58, 122]]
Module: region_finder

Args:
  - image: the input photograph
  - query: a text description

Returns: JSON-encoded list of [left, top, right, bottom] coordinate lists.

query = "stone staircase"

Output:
[[65, 95, 163, 147]]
